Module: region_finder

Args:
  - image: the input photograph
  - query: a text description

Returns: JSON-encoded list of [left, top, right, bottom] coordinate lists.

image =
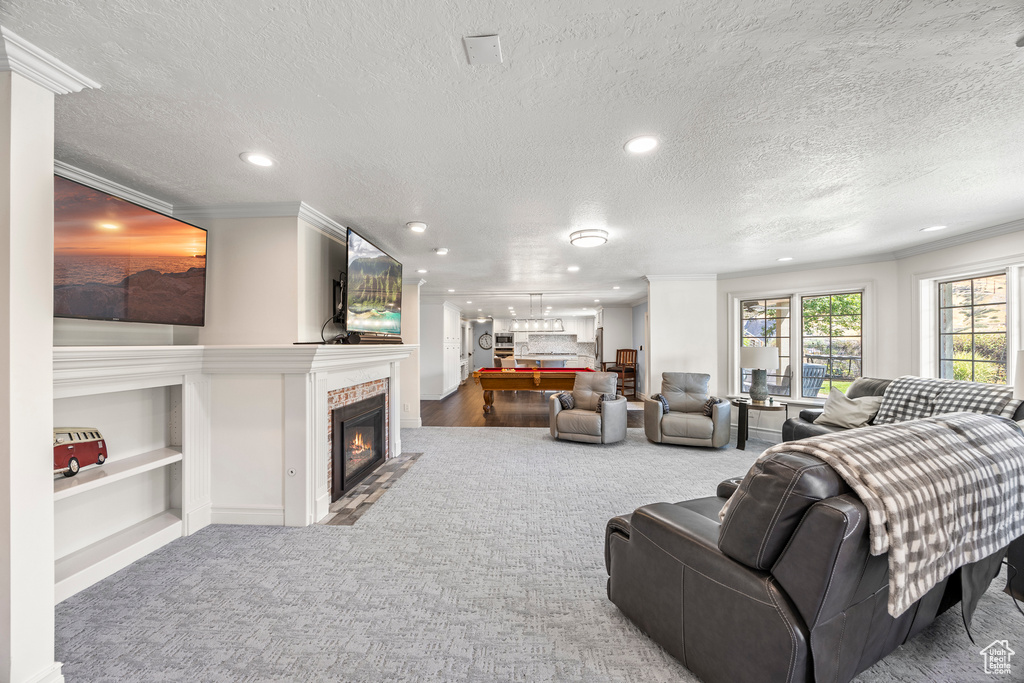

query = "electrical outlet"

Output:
[[403, 403, 410, 412]]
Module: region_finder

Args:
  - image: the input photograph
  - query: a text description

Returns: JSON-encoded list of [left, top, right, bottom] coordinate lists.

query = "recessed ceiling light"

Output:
[[777, 257, 793, 262], [624, 136, 658, 154], [612, 286, 620, 290], [240, 152, 274, 167], [407, 221, 427, 232], [434, 247, 449, 255], [466, 301, 472, 304], [921, 225, 947, 232], [416, 268, 427, 274], [594, 299, 600, 303], [570, 229, 608, 248], [567, 266, 580, 272], [448, 289, 455, 292], [477, 308, 482, 311], [508, 306, 514, 310]]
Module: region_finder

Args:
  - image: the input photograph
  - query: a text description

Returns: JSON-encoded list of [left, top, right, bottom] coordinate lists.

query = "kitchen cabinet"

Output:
[[576, 317, 596, 343], [560, 319, 577, 336], [492, 318, 509, 333]]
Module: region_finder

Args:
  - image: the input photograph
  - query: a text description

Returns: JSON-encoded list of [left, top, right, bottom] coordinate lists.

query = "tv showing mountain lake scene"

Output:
[[53, 175, 207, 326], [346, 228, 402, 335]]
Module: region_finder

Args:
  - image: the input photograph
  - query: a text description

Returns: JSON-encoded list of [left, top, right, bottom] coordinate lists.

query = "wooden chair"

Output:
[[602, 349, 638, 399]]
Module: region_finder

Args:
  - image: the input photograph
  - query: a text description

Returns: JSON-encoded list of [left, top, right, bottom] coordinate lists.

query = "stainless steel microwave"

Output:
[[495, 333, 514, 346]]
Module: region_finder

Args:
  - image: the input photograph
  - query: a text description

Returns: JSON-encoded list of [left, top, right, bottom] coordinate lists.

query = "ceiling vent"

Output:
[[463, 35, 503, 65]]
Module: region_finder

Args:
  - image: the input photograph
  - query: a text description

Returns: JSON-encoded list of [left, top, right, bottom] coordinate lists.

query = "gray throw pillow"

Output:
[[813, 388, 884, 428], [702, 396, 722, 416], [556, 392, 575, 410], [596, 393, 617, 413]]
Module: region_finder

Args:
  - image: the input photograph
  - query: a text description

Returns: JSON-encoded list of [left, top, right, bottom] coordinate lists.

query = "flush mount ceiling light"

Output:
[[567, 265, 580, 272], [920, 225, 947, 232], [240, 152, 274, 167], [624, 136, 658, 154], [434, 247, 449, 255], [777, 257, 794, 262], [569, 229, 608, 248], [407, 221, 427, 233]]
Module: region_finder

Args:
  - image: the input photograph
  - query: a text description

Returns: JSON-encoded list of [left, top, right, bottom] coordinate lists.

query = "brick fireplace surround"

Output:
[[327, 378, 390, 493]]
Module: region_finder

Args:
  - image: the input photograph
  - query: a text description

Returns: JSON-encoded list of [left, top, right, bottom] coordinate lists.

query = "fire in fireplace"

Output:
[[331, 393, 386, 501]]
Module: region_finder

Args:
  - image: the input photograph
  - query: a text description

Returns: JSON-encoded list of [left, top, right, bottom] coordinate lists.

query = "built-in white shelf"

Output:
[[53, 447, 183, 501], [55, 509, 183, 603]]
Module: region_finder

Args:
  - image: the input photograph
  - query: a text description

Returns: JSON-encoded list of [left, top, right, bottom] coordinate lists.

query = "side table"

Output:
[[731, 399, 785, 450]]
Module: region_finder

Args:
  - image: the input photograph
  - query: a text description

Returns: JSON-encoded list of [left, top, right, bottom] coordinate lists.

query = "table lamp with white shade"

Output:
[[741, 346, 780, 403]]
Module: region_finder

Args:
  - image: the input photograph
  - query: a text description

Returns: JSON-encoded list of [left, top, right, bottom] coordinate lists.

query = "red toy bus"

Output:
[[53, 428, 107, 477]]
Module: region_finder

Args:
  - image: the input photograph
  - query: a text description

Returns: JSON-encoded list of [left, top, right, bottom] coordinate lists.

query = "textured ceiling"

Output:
[[4, 1, 1024, 318]]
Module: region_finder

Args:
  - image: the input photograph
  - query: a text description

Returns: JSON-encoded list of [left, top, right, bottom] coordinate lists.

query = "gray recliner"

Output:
[[644, 372, 730, 448], [549, 372, 627, 444]]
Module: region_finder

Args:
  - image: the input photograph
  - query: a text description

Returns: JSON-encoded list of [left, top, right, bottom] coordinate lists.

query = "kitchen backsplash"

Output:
[[516, 335, 595, 357]]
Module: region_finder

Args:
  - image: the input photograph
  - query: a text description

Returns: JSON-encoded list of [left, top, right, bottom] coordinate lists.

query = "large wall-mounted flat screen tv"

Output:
[[346, 228, 402, 335], [53, 175, 207, 326]]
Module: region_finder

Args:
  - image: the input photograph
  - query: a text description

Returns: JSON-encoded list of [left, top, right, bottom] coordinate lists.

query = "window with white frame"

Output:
[[736, 289, 865, 400], [740, 298, 791, 396], [938, 273, 1007, 384], [801, 292, 863, 398]]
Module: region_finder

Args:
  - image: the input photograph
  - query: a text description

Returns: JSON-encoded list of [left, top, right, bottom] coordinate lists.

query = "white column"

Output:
[[645, 275, 720, 394], [181, 374, 212, 534], [399, 279, 423, 427], [0, 26, 98, 683]]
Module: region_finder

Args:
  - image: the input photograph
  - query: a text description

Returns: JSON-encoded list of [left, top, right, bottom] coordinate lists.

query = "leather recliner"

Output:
[[549, 371, 627, 444], [605, 449, 1009, 683], [644, 372, 730, 448]]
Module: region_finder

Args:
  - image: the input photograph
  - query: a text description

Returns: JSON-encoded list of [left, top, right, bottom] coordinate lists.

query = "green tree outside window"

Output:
[[938, 274, 1007, 384]]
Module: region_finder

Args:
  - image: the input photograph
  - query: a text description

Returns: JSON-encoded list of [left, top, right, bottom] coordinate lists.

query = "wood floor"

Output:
[[421, 379, 644, 428]]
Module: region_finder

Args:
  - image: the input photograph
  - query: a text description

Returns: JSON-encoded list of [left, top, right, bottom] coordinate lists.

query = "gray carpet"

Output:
[[56, 428, 1020, 682]]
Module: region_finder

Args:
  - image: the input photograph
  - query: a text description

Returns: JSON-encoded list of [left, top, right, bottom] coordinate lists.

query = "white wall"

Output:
[[646, 278, 718, 395], [599, 307, 634, 364], [399, 280, 422, 427], [209, 375, 286, 525], [419, 303, 445, 399], [297, 219, 346, 343], [197, 216, 300, 345]]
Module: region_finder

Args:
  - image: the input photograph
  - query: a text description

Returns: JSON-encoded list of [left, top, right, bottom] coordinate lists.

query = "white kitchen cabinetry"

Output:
[[493, 318, 509, 333], [443, 304, 461, 395], [560, 319, 577, 336], [576, 317, 596, 343], [52, 346, 211, 603]]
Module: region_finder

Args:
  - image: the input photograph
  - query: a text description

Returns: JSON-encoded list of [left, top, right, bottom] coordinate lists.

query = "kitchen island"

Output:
[[516, 354, 580, 368]]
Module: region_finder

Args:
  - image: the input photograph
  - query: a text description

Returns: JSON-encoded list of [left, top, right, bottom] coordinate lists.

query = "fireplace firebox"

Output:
[[331, 393, 386, 501]]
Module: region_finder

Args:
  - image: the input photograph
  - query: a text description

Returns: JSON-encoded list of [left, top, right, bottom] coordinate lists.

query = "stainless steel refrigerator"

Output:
[[595, 327, 603, 369]]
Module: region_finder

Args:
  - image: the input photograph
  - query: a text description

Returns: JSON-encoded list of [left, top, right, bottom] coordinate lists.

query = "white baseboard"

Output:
[[211, 505, 285, 526], [184, 502, 212, 534], [25, 662, 64, 683], [401, 417, 422, 428], [314, 492, 331, 525]]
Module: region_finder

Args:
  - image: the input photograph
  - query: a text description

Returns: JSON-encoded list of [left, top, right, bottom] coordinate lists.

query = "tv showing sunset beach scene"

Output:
[[53, 175, 207, 326]]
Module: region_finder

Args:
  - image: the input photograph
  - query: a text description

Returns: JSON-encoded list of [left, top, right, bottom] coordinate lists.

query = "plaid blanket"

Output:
[[873, 375, 1021, 424], [754, 412, 1024, 617]]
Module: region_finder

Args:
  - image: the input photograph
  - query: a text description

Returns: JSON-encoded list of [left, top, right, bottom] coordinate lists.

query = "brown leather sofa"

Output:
[[605, 450, 1012, 683]]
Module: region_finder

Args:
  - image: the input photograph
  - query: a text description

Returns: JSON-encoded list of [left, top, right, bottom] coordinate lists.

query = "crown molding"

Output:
[[891, 217, 1024, 259], [54, 160, 174, 214], [0, 26, 99, 94], [716, 252, 896, 281], [643, 274, 717, 282], [297, 202, 347, 241], [172, 201, 304, 221]]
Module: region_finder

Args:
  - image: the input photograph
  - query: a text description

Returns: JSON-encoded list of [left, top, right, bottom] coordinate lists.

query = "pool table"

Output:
[[472, 367, 595, 415]]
